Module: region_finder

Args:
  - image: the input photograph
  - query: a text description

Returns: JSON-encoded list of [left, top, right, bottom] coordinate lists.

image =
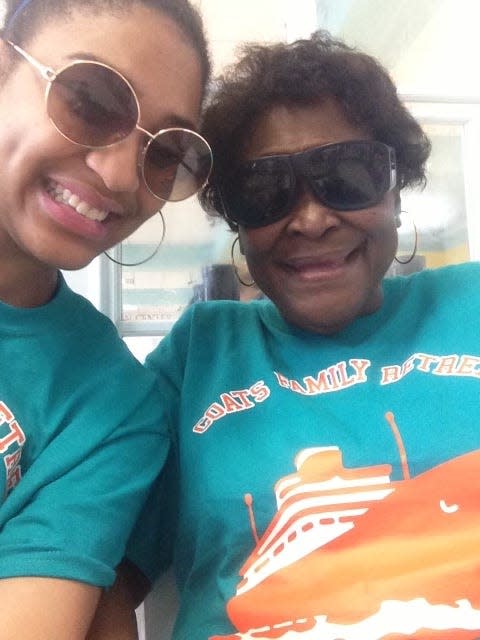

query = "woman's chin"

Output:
[[280, 291, 383, 335]]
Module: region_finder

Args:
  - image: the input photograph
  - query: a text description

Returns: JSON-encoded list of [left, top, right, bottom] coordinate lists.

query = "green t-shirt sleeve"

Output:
[[0, 393, 169, 587]]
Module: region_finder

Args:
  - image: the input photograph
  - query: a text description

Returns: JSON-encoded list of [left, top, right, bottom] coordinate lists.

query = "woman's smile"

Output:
[[40, 175, 127, 240], [281, 244, 365, 282], [46, 180, 114, 223]]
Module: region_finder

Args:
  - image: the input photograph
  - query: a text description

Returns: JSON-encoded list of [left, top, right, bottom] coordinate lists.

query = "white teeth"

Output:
[[76, 202, 89, 215], [47, 181, 109, 222]]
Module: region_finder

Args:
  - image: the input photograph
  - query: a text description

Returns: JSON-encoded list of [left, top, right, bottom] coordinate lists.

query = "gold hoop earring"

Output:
[[231, 236, 255, 287], [104, 210, 166, 266], [395, 211, 418, 265]]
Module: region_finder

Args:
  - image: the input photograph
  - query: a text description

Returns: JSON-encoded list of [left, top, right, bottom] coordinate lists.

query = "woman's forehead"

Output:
[[243, 98, 370, 160], [24, 5, 203, 126]]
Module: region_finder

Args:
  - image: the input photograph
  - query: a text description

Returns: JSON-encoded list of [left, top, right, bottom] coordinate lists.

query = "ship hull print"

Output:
[[210, 415, 480, 640]]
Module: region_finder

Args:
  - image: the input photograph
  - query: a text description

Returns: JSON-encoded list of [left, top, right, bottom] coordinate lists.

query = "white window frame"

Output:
[[403, 96, 480, 261]]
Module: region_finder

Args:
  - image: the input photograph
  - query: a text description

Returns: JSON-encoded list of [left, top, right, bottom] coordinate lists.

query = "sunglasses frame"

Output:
[[221, 140, 397, 228], [6, 40, 213, 201]]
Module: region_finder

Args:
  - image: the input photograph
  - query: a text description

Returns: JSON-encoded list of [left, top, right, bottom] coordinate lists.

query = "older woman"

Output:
[[139, 30, 480, 640]]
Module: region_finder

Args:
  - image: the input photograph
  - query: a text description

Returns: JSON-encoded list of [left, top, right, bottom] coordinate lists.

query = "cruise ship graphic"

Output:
[[210, 412, 480, 640]]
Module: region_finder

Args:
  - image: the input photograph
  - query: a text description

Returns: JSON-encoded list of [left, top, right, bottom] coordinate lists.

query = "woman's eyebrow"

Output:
[[157, 114, 198, 131], [65, 51, 106, 63]]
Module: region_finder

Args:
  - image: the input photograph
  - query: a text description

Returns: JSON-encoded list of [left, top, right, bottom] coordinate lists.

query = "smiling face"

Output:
[[238, 98, 399, 335], [0, 4, 203, 303]]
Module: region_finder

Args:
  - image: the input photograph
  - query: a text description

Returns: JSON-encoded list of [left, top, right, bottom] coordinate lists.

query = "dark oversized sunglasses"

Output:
[[7, 41, 213, 201], [220, 140, 397, 228]]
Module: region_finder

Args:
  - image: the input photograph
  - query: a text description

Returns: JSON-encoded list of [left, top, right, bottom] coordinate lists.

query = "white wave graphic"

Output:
[[230, 598, 480, 640]]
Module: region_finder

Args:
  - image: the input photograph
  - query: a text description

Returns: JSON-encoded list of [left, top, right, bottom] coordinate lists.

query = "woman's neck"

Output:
[[0, 257, 59, 308]]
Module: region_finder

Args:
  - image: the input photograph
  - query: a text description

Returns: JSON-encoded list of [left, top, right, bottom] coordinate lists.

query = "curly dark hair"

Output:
[[1, 0, 211, 96], [200, 30, 431, 223]]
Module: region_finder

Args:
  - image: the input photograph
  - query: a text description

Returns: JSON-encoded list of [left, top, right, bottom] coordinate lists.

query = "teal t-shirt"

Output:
[[0, 275, 169, 587], [140, 262, 480, 639]]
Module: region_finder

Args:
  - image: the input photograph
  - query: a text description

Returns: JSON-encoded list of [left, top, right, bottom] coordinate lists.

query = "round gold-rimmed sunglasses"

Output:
[[6, 40, 213, 201]]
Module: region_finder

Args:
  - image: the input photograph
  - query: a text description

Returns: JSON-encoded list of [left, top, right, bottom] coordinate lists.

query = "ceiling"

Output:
[[197, 0, 480, 99]]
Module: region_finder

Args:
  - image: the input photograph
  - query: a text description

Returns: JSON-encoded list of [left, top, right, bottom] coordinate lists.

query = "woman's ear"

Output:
[[237, 230, 246, 255], [394, 191, 402, 228]]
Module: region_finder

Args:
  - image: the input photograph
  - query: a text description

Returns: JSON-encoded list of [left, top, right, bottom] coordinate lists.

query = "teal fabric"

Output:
[[140, 262, 480, 639], [0, 275, 169, 587]]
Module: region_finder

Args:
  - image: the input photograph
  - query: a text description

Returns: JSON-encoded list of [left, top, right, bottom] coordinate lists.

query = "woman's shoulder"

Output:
[[0, 274, 116, 339], [155, 299, 272, 353], [420, 261, 479, 280], [387, 261, 479, 293], [183, 298, 268, 326], [51, 279, 156, 385]]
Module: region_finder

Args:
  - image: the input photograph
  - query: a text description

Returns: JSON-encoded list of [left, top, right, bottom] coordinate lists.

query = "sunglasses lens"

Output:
[[143, 129, 212, 201], [225, 159, 294, 227], [47, 62, 138, 147], [224, 142, 394, 228], [309, 142, 392, 210]]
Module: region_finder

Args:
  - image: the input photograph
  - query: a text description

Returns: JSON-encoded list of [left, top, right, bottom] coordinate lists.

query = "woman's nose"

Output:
[[286, 181, 341, 236], [84, 133, 142, 193]]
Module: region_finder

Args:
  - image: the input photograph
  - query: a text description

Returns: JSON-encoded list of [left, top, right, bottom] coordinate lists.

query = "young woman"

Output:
[[0, 0, 211, 638], [134, 31, 480, 640]]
